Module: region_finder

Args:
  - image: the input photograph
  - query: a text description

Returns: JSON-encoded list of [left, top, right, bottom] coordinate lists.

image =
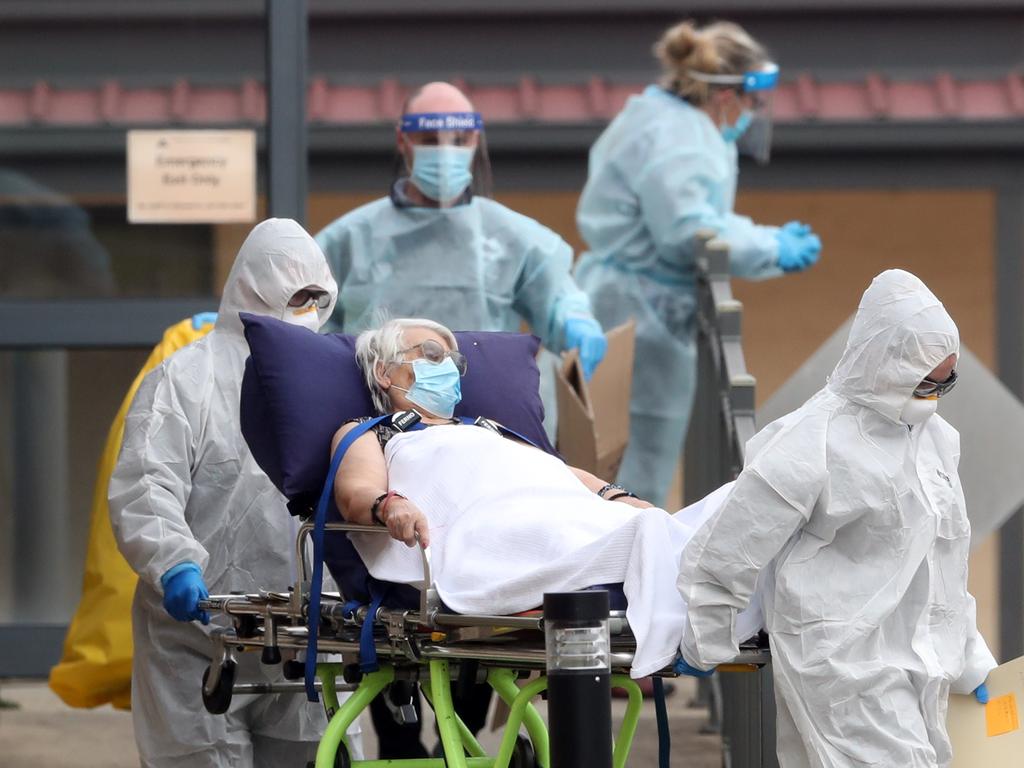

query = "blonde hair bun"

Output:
[[655, 21, 720, 75], [654, 20, 769, 106]]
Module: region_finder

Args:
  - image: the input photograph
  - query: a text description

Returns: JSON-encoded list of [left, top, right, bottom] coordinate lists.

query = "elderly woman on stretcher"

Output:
[[331, 318, 760, 678]]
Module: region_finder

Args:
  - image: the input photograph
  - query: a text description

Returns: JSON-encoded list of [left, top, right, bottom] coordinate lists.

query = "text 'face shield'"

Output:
[[397, 111, 492, 207]]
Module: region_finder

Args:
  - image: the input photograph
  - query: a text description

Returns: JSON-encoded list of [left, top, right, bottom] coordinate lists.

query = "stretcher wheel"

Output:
[[511, 735, 538, 768], [201, 660, 236, 715]]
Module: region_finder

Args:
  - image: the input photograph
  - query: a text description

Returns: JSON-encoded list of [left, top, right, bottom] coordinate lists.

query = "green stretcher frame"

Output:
[[314, 661, 644, 768]]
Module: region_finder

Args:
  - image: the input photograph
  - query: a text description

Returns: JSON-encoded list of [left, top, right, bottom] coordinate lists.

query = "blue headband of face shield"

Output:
[[686, 62, 779, 93], [741, 64, 779, 93], [400, 112, 485, 132]]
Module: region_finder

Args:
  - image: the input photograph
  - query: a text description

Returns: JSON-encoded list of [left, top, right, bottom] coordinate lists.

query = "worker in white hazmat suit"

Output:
[[678, 269, 995, 767], [110, 219, 362, 767]]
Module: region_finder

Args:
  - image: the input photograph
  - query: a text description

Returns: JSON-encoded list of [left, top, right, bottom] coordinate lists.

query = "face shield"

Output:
[[689, 62, 779, 164], [395, 111, 493, 208]]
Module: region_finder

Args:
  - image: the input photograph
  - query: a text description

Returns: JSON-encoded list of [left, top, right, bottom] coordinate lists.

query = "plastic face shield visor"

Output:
[[689, 62, 779, 164], [397, 111, 492, 206]]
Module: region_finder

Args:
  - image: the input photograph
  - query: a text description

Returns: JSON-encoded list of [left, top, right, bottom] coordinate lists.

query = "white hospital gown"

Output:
[[346, 423, 757, 676]]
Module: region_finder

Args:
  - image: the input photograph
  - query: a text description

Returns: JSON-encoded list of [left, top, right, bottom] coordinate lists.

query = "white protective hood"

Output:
[[826, 269, 959, 424], [216, 217, 338, 337]]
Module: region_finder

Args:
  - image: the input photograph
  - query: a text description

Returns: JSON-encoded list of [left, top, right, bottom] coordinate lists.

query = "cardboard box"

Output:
[[948, 654, 1024, 765], [555, 321, 635, 481]]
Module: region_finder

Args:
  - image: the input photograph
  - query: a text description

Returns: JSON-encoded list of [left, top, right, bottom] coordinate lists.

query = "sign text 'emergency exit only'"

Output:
[[127, 130, 256, 224]]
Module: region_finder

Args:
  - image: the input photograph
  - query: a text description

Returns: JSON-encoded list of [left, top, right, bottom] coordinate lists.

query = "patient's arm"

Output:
[[331, 421, 430, 547], [569, 466, 654, 509]]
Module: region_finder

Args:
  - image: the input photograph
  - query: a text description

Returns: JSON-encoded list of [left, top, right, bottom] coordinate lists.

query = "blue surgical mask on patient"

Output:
[[393, 357, 462, 418], [410, 145, 474, 202]]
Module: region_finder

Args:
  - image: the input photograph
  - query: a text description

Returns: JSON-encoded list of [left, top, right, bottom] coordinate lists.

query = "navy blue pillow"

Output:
[[240, 313, 556, 511]]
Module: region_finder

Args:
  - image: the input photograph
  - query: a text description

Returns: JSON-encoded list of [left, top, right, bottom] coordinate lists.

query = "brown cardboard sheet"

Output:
[[555, 321, 635, 482], [948, 655, 1024, 765]]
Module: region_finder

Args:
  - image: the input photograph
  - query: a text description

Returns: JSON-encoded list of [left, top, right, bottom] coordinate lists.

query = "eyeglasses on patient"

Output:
[[396, 339, 468, 375], [913, 369, 957, 399]]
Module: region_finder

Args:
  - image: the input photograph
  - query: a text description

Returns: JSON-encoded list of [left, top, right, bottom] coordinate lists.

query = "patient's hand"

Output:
[[617, 496, 655, 510], [385, 497, 431, 548]]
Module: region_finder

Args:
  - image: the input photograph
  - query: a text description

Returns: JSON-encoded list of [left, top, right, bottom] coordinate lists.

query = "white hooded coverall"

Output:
[[109, 219, 360, 767], [679, 269, 996, 767]]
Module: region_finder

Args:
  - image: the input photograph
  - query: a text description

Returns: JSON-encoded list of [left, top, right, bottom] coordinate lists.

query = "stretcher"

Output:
[[199, 518, 771, 768]]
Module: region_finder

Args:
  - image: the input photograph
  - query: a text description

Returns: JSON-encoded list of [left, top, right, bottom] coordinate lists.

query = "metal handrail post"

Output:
[[684, 233, 778, 768]]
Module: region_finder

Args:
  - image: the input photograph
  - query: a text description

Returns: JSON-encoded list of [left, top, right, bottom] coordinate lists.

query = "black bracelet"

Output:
[[607, 491, 638, 501], [370, 493, 389, 526], [596, 482, 627, 499]]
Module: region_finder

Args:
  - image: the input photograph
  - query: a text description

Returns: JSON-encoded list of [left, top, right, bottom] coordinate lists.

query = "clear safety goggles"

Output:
[[689, 62, 779, 164], [395, 111, 493, 207], [395, 339, 469, 376], [287, 287, 331, 309], [913, 369, 958, 399]]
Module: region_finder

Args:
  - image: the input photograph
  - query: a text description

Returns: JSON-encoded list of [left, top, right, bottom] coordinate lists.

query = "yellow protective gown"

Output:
[[48, 315, 215, 709]]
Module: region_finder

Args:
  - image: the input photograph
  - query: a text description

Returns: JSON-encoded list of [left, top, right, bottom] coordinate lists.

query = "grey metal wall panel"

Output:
[[0, 7, 1020, 83], [0, 299, 218, 348], [0, 624, 66, 678]]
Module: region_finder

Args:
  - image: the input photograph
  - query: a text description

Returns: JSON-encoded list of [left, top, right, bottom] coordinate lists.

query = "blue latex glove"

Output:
[[775, 220, 822, 273], [974, 683, 990, 704], [673, 655, 715, 678], [563, 316, 607, 381], [191, 311, 218, 330], [161, 562, 210, 624]]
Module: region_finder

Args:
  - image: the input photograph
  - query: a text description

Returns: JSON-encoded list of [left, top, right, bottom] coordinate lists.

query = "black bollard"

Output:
[[544, 591, 612, 768]]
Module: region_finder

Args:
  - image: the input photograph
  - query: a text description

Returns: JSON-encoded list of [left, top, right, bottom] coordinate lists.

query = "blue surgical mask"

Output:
[[720, 110, 754, 143], [393, 357, 462, 418], [410, 145, 474, 202]]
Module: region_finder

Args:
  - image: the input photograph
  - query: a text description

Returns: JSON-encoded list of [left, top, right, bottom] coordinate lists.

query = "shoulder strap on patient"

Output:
[[461, 415, 540, 448], [305, 414, 390, 702]]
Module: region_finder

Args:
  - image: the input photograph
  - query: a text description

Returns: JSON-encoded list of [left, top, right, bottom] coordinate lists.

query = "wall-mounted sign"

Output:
[[127, 129, 256, 224]]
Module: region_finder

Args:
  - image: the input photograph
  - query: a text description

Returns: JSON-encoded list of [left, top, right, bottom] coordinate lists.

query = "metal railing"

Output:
[[683, 233, 778, 768]]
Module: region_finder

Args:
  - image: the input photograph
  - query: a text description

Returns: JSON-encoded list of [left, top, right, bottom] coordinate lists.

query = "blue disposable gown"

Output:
[[316, 193, 593, 435], [575, 85, 782, 506]]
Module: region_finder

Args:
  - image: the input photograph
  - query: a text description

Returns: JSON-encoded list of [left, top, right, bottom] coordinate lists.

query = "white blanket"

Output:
[[347, 424, 758, 676]]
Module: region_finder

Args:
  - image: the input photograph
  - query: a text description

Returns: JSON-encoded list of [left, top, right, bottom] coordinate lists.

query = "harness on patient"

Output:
[[304, 410, 541, 701]]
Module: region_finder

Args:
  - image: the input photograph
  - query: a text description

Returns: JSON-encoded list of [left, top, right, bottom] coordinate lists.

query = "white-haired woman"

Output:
[[332, 317, 648, 758], [334, 318, 649, 549], [330, 317, 759, 682]]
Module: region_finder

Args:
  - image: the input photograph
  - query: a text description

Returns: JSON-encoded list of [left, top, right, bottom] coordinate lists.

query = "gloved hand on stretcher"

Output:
[[161, 562, 210, 624], [674, 655, 715, 678]]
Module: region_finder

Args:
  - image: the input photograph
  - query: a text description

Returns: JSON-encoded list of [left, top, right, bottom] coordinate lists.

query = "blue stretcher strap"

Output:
[[359, 581, 389, 673], [305, 414, 390, 702], [401, 415, 544, 450], [452, 416, 541, 449], [303, 412, 538, 700], [653, 677, 671, 768]]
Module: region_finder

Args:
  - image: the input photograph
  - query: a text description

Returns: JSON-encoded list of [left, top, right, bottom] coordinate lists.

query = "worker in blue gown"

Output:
[[575, 20, 822, 507], [317, 81, 606, 442], [315, 80, 606, 758]]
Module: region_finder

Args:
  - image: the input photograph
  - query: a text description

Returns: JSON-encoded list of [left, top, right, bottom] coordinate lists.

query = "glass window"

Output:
[[0, 347, 149, 623]]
